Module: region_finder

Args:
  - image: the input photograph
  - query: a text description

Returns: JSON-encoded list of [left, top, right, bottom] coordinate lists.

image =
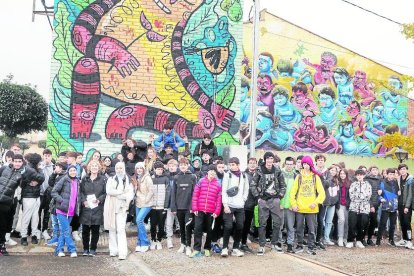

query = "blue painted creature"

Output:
[[240, 76, 251, 123], [291, 59, 312, 87], [315, 86, 338, 131], [380, 76, 406, 125], [258, 52, 278, 81], [364, 100, 385, 143], [254, 111, 293, 150], [336, 121, 372, 156], [333, 67, 354, 112], [272, 85, 301, 134]]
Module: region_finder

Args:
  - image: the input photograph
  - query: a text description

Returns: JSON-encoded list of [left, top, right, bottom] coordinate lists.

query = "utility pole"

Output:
[[249, 0, 260, 158]]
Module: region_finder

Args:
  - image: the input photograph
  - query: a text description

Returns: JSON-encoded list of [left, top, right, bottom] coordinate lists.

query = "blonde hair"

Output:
[[87, 160, 102, 173]]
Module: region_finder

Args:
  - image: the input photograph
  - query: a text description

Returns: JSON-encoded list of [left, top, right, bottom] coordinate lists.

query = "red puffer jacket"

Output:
[[192, 176, 222, 215]]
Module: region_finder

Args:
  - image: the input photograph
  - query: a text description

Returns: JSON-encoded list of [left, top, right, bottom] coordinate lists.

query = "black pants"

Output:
[[0, 205, 11, 244], [211, 206, 223, 243], [6, 198, 18, 233], [150, 209, 166, 242], [348, 211, 369, 242], [367, 207, 378, 240], [398, 205, 412, 241], [242, 209, 254, 245], [223, 207, 245, 249], [70, 215, 80, 231], [316, 204, 326, 242], [176, 210, 193, 246], [38, 194, 51, 232], [82, 224, 100, 251], [193, 212, 214, 251], [378, 210, 397, 241]]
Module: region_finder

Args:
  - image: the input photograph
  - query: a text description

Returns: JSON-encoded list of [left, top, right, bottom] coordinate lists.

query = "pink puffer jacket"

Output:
[[192, 176, 222, 216]]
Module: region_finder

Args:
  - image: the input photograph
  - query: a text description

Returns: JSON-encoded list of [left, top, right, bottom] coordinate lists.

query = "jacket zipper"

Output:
[[204, 181, 211, 211]]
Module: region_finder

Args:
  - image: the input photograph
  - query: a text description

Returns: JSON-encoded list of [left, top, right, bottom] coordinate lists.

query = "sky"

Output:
[[0, 0, 413, 101]]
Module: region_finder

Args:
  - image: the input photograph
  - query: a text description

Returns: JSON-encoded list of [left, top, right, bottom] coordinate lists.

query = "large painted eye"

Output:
[[207, 28, 216, 42]]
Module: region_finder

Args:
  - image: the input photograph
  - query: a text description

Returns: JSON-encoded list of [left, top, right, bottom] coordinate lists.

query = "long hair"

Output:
[[338, 169, 351, 188]]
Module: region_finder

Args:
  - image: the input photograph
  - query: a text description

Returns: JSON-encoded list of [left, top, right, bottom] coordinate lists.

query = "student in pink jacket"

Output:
[[190, 165, 222, 258]]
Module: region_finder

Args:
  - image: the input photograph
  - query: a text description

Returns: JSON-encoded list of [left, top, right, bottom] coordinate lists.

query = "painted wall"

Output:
[[47, 0, 243, 157], [241, 11, 412, 157]]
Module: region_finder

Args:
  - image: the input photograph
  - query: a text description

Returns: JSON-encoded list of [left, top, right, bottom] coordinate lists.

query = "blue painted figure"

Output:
[[336, 121, 372, 156], [254, 111, 293, 150], [258, 52, 278, 81], [364, 101, 385, 143], [276, 59, 293, 77], [240, 76, 251, 123], [291, 59, 312, 87], [380, 76, 406, 125], [315, 86, 338, 131], [272, 85, 301, 134], [334, 67, 354, 111]]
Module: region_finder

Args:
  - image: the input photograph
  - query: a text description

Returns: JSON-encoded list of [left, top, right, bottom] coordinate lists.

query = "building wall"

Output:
[[47, 0, 243, 157]]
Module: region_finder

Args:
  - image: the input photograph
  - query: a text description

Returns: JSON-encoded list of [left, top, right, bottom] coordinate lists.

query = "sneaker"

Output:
[[325, 240, 335, 246], [89, 250, 97, 257], [185, 246, 192, 256], [21, 237, 28, 246], [376, 239, 381, 246], [156, 242, 162, 250], [150, 242, 156, 250], [396, 240, 407, 247], [315, 242, 325, 250], [212, 243, 222, 254], [345, 242, 354, 248], [141, 246, 149, 252], [70, 252, 78, 258], [47, 237, 58, 246], [294, 245, 304, 253], [337, 238, 344, 247], [221, 248, 229, 257], [57, 252, 65, 257], [388, 240, 396, 247], [167, 238, 173, 249], [307, 248, 316, 255], [118, 256, 126, 260], [355, 241, 365, 248], [0, 244, 9, 256], [204, 249, 211, 257], [287, 244, 294, 253], [240, 244, 253, 254], [83, 250, 89, 256], [405, 241, 413, 249], [362, 240, 368, 247], [42, 230, 51, 240], [10, 230, 21, 239], [72, 231, 81, 242], [190, 251, 202, 258], [177, 244, 185, 253], [272, 243, 283, 253], [6, 238, 17, 246], [367, 239, 375, 246], [231, 248, 244, 257], [31, 236, 38, 245], [257, 247, 265, 256], [135, 246, 142, 252]]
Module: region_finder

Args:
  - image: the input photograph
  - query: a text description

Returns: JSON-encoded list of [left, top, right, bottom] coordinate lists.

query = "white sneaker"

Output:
[[221, 248, 229, 257], [58, 252, 65, 257], [141, 246, 149, 252], [231, 249, 244, 257], [396, 240, 407, 247], [156, 241, 162, 250], [72, 231, 81, 242], [167, 238, 173, 249], [150, 242, 156, 250], [355, 241, 365, 248], [5, 233, 17, 246], [145, 224, 150, 232], [345, 242, 354, 248], [177, 244, 185, 253], [185, 246, 192, 256], [337, 238, 344, 247], [42, 230, 51, 240], [118, 256, 126, 260], [70, 252, 78, 258], [325, 240, 335, 246], [135, 246, 142, 252], [405, 241, 413, 249]]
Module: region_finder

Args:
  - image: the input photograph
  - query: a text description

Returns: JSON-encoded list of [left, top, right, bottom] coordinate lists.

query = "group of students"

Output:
[[0, 124, 413, 260]]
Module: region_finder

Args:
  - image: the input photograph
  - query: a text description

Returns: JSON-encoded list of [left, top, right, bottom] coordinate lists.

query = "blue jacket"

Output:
[[379, 179, 399, 212], [153, 130, 185, 151]]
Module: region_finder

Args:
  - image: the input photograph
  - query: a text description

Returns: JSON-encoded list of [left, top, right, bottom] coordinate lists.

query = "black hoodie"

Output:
[[170, 171, 197, 212]]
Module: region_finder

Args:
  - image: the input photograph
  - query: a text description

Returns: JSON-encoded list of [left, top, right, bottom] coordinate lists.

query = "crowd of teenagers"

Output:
[[0, 123, 413, 260]]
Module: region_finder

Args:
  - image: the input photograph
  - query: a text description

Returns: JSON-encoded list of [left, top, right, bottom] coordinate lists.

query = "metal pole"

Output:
[[249, 0, 260, 158]]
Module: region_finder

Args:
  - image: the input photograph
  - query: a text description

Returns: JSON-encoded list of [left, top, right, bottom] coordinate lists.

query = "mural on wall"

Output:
[[241, 12, 409, 156], [48, 0, 243, 156]]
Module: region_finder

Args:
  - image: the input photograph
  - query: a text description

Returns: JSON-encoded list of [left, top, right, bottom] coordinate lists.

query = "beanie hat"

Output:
[[263, 151, 275, 161], [301, 156, 321, 176], [153, 161, 164, 170], [192, 156, 202, 163]]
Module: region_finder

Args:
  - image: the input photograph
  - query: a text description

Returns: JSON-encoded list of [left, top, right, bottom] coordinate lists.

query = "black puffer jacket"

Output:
[[79, 174, 106, 225], [170, 171, 197, 212], [193, 141, 218, 158], [244, 170, 257, 210], [51, 175, 81, 215], [121, 140, 148, 163], [365, 174, 381, 208], [48, 171, 66, 215], [165, 171, 178, 209], [0, 165, 23, 205], [251, 165, 286, 200], [21, 164, 45, 198]]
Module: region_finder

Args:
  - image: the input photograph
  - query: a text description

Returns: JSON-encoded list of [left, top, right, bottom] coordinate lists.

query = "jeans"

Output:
[[193, 212, 214, 251], [296, 213, 316, 249], [223, 207, 244, 249], [398, 205, 412, 241], [136, 207, 151, 246], [284, 209, 296, 245], [348, 211, 369, 242], [177, 210, 194, 246], [241, 209, 254, 245], [50, 214, 59, 239], [82, 224, 100, 251], [378, 211, 397, 242], [316, 204, 326, 243], [150, 209, 166, 242], [56, 214, 76, 254], [336, 205, 349, 241], [324, 205, 336, 241], [258, 198, 282, 247]]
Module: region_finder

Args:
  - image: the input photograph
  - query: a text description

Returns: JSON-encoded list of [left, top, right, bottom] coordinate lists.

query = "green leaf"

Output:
[[46, 120, 75, 157], [53, 2, 83, 88], [213, 131, 239, 146], [183, 1, 218, 45], [215, 77, 235, 108]]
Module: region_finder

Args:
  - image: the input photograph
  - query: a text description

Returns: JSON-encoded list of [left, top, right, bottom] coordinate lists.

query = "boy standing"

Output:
[[396, 164, 413, 248]]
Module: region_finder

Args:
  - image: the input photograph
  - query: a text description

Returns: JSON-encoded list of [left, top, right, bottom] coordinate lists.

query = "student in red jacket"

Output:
[[190, 165, 222, 258]]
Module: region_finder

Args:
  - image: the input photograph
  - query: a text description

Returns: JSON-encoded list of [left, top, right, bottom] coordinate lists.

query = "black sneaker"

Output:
[[21, 238, 28, 246], [10, 231, 21, 239], [0, 244, 9, 256], [287, 244, 294, 253], [389, 240, 396, 247], [362, 240, 368, 247], [367, 239, 375, 246], [272, 243, 283, 253], [307, 248, 317, 255], [89, 250, 97, 257], [31, 236, 38, 245], [83, 250, 89, 256], [294, 245, 304, 253], [240, 244, 253, 254], [315, 242, 325, 250], [376, 239, 381, 246]]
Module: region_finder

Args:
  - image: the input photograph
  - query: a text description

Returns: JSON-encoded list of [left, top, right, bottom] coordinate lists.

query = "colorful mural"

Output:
[[241, 11, 410, 156], [48, 0, 243, 156]]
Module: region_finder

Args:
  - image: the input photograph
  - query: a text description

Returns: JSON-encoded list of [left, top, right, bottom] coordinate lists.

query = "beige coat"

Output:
[[134, 173, 154, 208]]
